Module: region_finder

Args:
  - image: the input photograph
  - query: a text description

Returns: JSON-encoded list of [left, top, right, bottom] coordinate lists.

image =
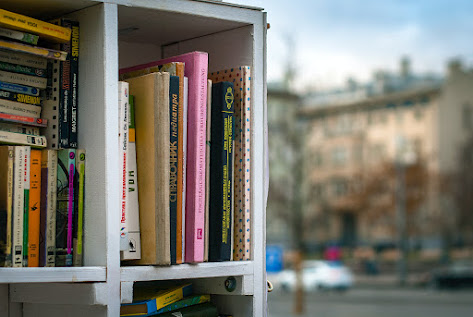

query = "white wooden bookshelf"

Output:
[[0, 1, 268, 316]]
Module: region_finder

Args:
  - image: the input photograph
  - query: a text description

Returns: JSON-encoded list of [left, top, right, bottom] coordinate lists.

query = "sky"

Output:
[[231, 0, 473, 90]]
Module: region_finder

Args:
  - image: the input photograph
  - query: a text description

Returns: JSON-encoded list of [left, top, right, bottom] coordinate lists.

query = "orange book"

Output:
[[27, 149, 41, 267]]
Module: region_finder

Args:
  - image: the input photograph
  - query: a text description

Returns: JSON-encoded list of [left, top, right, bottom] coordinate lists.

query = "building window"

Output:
[[332, 179, 348, 197], [463, 103, 472, 130], [332, 147, 348, 166]]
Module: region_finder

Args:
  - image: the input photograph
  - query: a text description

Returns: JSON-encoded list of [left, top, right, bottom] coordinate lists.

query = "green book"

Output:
[[156, 302, 218, 317]]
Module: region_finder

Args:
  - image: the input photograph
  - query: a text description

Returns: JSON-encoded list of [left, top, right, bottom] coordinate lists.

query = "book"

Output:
[[0, 146, 14, 267], [0, 89, 42, 105], [121, 95, 141, 261], [56, 149, 75, 267], [69, 21, 80, 149], [125, 73, 170, 265], [0, 122, 40, 136], [121, 61, 185, 264], [0, 9, 71, 43], [73, 149, 85, 266], [118, 81, 129, 251], [122, 295, 211, 317], [0, 130, 47, 148], [204, 79, 212, 262], [22, 146, 30, 266], [0, 39, 67, 61], [12, 146, 25, 267], [0, 27, 39, 45], [0, 98, 42, 118], [39, 149, 57, 267], [151, 302, 218, 317], [0, 80, 40, 96], [0, 61, 46, 78], [169, 75, 179, 265], [208, 82, 234, 262], [0, 49, 47, 69], [27, 149, 41, 267], [131, 52, 208, 263], [0, 113, 47, 128], [0, 69, 47, 89], [209, 66, 252, 261], [120, 283, 192, 316], [182, 77, 188, 263]]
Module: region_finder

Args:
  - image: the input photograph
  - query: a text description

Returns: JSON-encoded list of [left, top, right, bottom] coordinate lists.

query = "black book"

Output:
[[208, 82, 234, 262], [169, 75, 179, 264]]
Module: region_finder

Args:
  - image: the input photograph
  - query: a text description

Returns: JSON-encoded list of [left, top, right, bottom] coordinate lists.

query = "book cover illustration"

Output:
[[209, 66, 252, 261], [208, 82, 234, 262]]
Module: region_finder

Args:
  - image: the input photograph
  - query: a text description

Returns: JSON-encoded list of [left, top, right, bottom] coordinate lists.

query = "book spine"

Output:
[[0, 61, 46, 78], [0, 39, 67, 62], [0, 50, 47, 69], [169, 75, 179, 265], [3, 146, 14, 267], [73, 149, 85, 266], [39, 150, 48, 267], [27, 149, 41, 267], [0, 98, 41, 118], [204, 79, 212, 262], [56, 149, 72, 266], [66, 149, 75, 267], [121, 95, 141, 261], [118, 81, 129, 251], [0, 69, 47, 89], [0, 90, 41, 105], [0, 131, 47, 147], [0, 113, 46, 127], [185, 56, 208, 263], [209, 82, 234, 262], [154, 295, 211, 315], [22, 146, 30, 266], [42, 150, 57, 267], [0, 122, 40, 135], [12, 146, 24, 267], [182, 77, 188, 263], [0, 9, 71, 43], [175, 63, 184, 265], [0, 80, 40, 96], [69, 21, 79, 149], [0, 27, 39, 45]]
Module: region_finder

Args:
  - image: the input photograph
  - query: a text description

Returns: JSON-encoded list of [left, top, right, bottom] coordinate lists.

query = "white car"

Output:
[[278, 260, 354, 292]]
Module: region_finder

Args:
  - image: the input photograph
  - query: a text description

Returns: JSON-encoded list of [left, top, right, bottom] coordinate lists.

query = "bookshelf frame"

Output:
[[0, 1, 267, 317]]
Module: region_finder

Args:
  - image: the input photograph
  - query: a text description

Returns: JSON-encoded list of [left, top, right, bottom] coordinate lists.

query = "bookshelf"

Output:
[[0, 1, 267, 316]]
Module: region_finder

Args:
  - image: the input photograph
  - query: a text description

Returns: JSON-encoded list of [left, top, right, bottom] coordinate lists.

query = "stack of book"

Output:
[[119, 53, 252, 265], [0, 9, 85, 268]]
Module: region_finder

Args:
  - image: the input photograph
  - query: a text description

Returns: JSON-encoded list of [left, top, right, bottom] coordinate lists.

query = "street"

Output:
[[268, 287, 473, 317]]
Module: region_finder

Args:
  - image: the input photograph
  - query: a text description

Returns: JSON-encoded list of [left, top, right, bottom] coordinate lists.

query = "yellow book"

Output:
[[27, 149, 41, 267], [0, 9, 71, 43]]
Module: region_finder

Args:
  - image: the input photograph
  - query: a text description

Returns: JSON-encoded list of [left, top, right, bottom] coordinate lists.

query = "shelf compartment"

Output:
[[0, 266, 106, 284], [121, 261, 253, 282]]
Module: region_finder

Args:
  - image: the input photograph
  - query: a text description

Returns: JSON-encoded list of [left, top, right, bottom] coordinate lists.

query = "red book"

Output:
[[120, 52, 208, 263]]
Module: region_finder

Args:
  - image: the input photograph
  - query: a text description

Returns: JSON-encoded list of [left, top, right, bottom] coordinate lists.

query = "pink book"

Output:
[[120, 51, 208, 263]]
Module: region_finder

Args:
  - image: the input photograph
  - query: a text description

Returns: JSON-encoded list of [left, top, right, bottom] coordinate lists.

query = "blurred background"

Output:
[[236, 0, 473, 316]]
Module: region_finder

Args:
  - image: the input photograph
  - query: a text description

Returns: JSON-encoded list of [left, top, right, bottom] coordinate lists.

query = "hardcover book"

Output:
[[120, 283, 192, 316], [0, 8, 71, 43], [56, 149, 75, 267], [27, 149, 41, 267], [209, 66, 252, 261], [121, 95, 141, 261], [135, 52, 208, 263], [125, 73, 170, 266], [0, 146, 14, 267], [208, 82, 234, 262], [73, 149, 85, 266], [39, 149, 57, 267]]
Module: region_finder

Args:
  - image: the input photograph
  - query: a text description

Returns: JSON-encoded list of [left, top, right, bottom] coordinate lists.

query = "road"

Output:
[[268, 287, 473, 317]]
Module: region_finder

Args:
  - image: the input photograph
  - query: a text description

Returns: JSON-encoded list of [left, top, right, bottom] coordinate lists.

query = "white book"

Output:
[[0, 27, 39, 45], [0, 98, 41, 118], [12, 146, 25, 267], [181, 77, 188, 262], [0, 122, 40, 135], [118, 81, 129, 251], [0, 130, 46, 147], [0, 70, 47, 89], [121, 94, 141, 260], [0, 49, 47, 69]]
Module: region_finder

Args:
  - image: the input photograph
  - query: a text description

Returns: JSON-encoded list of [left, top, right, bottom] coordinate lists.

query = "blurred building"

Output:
[[298, 59, 473, 250]]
